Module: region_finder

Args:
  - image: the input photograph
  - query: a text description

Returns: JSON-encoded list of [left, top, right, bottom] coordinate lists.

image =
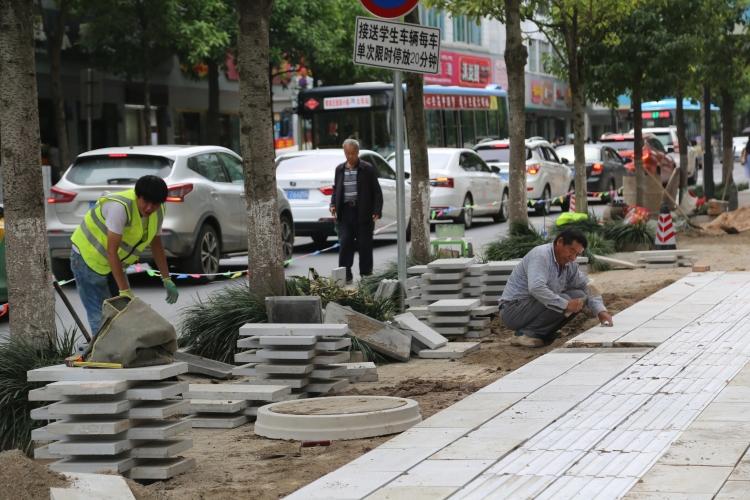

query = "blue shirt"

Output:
[[500, 242, 606, 315]]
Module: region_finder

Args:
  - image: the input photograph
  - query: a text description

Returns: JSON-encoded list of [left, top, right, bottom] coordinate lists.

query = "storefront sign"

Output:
[[425, 50, 492, 88]]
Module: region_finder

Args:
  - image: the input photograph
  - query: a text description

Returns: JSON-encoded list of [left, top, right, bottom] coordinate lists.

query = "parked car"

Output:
[[600, 133, 676, 185], [388, 148, 504, 227], [554, 144, 628, 195], [47, 145, 295, 279], [630, 127, 699, 183], [276, 149, 408, 246], [474, 139, 574, 215], [733, 136, 748, 161]]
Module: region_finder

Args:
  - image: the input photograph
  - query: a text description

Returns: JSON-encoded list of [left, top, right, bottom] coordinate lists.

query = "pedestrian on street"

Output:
[[329, 138, 383, 284], [499, 228, 613, 347], [70, 175, 179, 335], [742, 135, 750, 180]]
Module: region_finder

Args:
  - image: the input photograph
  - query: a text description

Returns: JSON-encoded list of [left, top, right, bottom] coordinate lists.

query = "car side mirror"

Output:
[[404, 171, 410, 179], [561, 158, 569, 165], [667, 145, 674, 154], [490, 165, 500, 174]]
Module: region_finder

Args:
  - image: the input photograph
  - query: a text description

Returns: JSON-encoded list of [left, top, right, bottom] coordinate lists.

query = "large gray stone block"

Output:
[[324, 302, 412, 362], [265, 296, 323, 323]]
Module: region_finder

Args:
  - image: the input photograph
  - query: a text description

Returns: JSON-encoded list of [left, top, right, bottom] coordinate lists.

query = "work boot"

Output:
[[345, 268, 353, 284], [510, 334, 544, 348]]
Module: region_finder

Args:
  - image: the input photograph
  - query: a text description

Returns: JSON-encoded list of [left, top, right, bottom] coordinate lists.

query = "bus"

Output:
[[639, 98, 719, 141], [297, 82, 509, 156]]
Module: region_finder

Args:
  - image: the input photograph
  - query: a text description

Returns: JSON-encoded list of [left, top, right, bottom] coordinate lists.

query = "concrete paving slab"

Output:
[[50, 472, 136, 500], [237, 337, 260, 349], [128, 400, 189, 419], [189, 399, 248, 413], [347, 446, 436, 472], [431, 326, 468, 336], [335, 362, 378, 383], [30, 404, 52, 420], [660, 436, 749, 467], [365, 486, 458, 500], [312, 351, 350, 364], [286, 469, 402, 499], [28, 385, 62, 402], [174, 351, 234, 379], [48, 418, 131, 436], [126, 457, 196, 480], [388, 459, 494, 488], [254, 375, 309, 389], [231, 362, 257, 376], [126, 381, 188, 401], [427, 314, 470, 324], [125, 419, 191, 440], [265, 296, 322, 324], [186, 383, 290, 401], [257, 348, 316, 361], [325, 302, 411, 361], [715, 480, 750, 499], [42, 381, 130, 397], [234, 350, 261, 363], [49, 438, 133, 456], [306, 378, 349, 394], [629, 464, 732, 495], [27, 362, 187, 382], [418, 342, 479, 359], [130, 439, 192, 459], [189, 414, 248, 428], [48, 399, 131, 416], [310, 365, 347, 379], [239, 323, 349, 337], [255, 363, 313, 376], [428, 299, 480, 312], [430, 436, 521, 460], [50, 456, 135, 474], [259, 336, 318, 346], [316, 337, 352, 351]]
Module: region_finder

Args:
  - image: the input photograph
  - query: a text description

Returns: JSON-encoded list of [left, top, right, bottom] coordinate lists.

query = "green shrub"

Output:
[[691, 181, 749, 200], [179, 276, 396, 364], [484, 223, 547, 261], [602, 221, 654, 251], [584, 232, 615, 272], [0, 329, 76, 454]]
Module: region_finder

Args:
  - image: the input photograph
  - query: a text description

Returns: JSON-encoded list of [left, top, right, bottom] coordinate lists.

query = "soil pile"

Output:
[[0, 449, 68, 500], [703, 206, 750, 233]]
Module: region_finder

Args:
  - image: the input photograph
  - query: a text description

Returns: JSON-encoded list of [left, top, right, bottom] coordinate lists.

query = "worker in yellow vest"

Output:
[[70, 175, 178, 335]]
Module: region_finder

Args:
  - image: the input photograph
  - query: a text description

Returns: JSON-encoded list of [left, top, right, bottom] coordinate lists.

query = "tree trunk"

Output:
[[675, 88, 688, 192], [720, 86, 735, 204], [564, 9, 587, 213], [238, 0, 285, 296], [632, 82, 644, 207], [702, 85, 714, 199], [404, 9, 429, 264], [47, 3, 70, 170], [207, 59, 221, 145], [0, 0, 56, 343], [505, 0, 528, 227]]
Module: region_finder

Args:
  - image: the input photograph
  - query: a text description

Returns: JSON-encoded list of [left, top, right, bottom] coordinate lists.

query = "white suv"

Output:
[[633, 127, 700, 184], [47, 145, 294, 279]]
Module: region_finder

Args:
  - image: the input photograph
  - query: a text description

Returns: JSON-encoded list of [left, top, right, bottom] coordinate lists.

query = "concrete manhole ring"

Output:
[[255, 396, 421, 441]]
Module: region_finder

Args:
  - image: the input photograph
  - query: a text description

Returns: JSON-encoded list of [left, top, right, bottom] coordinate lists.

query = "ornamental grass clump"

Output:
[[484, 223, 547, 261], [0, 328, 76, 454], [179, 275, 397, 364], [602, 220, 655, 251]]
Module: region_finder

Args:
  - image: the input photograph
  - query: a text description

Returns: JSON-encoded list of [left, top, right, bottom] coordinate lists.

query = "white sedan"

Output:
[[389, 148, 504, 228], [276, 149, 409, 247]]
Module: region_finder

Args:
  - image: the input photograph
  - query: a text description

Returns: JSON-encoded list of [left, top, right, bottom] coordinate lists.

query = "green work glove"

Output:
[[119, 288, 135, 300], [163, 278, 179, 304]]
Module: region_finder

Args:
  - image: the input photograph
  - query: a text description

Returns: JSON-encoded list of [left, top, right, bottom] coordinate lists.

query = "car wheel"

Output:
[[51, 258, 73, 281], [492, 190, 508, 223], [280, 213, 294, 266], [535, 186, 551, 215], [184, 224, 221, 280], [455, 194, 473, 228], [311, 232, 328, 248]]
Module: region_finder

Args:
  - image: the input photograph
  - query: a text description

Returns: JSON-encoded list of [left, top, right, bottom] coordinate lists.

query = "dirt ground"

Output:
[[146, 230, 750, 500]]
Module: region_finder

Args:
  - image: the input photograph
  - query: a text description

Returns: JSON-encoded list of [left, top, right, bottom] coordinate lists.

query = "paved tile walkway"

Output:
[[288, 272, 750, 499]]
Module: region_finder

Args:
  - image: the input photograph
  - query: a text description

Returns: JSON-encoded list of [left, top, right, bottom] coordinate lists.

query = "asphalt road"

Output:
[[1, 158, 744, 341]]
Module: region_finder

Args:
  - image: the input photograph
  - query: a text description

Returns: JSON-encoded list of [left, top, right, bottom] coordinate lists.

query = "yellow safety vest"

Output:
[[71, 189, 164, 275]]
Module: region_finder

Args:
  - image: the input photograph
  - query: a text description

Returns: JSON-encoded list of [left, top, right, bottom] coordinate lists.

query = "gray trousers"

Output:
[[500, 289, 588, 339]]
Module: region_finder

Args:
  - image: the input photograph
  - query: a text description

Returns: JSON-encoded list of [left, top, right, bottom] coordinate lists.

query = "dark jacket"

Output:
[[330, 159, 383, 224]]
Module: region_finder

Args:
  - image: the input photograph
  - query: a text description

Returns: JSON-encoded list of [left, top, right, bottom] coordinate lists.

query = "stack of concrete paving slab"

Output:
[[462, 263, 487, 299], [480, 261, 518, 305], [394, 311, 449, 354], [427, 298, 480, 338], [236, 323, 351, 396], [420, 258, 475, 302], [635, 249, 694, 269], [466, 304, 499, 339], [27, 362, 195, 481], [405, 265, 428, 308], [185, 383, 293, 428]]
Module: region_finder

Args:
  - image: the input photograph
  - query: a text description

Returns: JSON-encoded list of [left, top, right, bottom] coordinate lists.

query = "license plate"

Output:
[[285, 189, 308, 200]]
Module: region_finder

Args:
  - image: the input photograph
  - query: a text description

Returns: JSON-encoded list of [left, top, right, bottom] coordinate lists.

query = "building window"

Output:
[[527, 39, 539, 73], [420, 7, 445, 39], [453, 15, 481, 45], [539, 41, 551, 74]]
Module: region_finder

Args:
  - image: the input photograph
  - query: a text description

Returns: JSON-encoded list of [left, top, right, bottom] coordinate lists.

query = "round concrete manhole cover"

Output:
[[255, 396, 421, 441], [269, 396, 407, 416]]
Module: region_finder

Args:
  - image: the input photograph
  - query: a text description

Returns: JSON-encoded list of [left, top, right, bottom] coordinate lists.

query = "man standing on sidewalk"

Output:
[[70, 175, 179, 335], [499, 228, 613, 347], [329, 139, 383, 284]]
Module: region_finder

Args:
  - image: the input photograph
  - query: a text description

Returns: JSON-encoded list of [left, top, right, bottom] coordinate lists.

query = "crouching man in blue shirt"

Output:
[[499, 228, 614, 347]]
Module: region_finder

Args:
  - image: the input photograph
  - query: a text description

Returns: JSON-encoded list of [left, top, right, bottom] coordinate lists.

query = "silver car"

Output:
[[47, 145, 294, 279]]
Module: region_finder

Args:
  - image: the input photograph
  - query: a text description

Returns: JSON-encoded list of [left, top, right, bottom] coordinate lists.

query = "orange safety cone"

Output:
[[569, 193, 576, 212], [655, 204, 676, 250]]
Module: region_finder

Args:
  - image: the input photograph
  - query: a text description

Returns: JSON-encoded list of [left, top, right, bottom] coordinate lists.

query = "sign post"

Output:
[[352, 10, 440, 308]]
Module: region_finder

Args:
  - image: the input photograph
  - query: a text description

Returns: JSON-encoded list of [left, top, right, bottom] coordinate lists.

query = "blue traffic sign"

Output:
[[360, 0, 419, 19]]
